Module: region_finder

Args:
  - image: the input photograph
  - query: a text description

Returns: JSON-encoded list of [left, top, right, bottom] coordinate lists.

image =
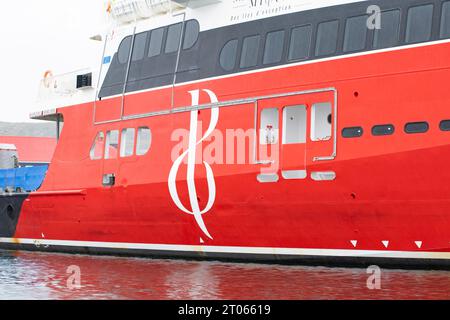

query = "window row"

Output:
[[90, 127, 152, 160], [118, 20, 199, 65], [260, 103, 333, 145], [220, 1, 450, 71], [342, 120, 450, 138]]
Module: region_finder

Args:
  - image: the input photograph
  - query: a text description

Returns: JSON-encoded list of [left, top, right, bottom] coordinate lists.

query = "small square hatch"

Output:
[[76, 73, 92, 89]]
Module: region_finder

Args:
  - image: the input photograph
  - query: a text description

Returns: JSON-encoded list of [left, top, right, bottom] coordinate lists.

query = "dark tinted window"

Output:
[[220, 39, 238, 71], [440, 120, 450, 131], [118, 36, 132, 64], [288, 25, 312, 60], [406, 4, 434, 43], [131, 32, 148, 61], [148, 28, 164, 57], [373, 10, 401, 49], [440, 1, 450, 38], [165, 23, 182, 53], [263, 30, 285, 65], [342, 127, 363, 138], [372, 124, 395, 136], [405, 122, 429, 134], [344, 15, 368, 52], [315, 20, 339, 56], [240, 35, 261, 68], [183, 20, 200, 50]]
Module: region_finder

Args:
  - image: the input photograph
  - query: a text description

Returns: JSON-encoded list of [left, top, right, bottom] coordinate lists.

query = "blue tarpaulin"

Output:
[[0, 165, 48, 192]]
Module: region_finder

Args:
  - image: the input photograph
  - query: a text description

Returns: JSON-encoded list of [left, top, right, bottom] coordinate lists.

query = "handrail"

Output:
[[29, 189, 87, 197]]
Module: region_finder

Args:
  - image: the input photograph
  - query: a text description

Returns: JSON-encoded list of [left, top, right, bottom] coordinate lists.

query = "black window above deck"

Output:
[[373, 9, 401, 49], [132, 32, 148, 62], [148, 28, 164, 58], [288, 25, 312, 61], [241, 35, 261, 68], [406, 4, 434, 44], [315, 20, 339, 57], [263, 30, 285, 65], [344, 15, 368, 52], [165, 23, 183, 53], [100, 0, 448, 99], [220, 39, 238, 71], [440, 1, 450, 38]]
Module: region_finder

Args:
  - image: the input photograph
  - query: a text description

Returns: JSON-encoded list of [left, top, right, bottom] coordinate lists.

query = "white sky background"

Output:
[[0, 0, 106, 122]]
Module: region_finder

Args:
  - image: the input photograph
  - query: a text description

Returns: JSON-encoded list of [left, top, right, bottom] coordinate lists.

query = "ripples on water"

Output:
[[0, 249, 449, 300]]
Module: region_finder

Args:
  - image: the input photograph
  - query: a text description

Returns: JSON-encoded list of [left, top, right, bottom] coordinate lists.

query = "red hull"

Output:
[[2, 40, 450, 267]]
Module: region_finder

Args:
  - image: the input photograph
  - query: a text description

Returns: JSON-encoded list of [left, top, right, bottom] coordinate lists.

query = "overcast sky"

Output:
[[0, 0, 106, 122]]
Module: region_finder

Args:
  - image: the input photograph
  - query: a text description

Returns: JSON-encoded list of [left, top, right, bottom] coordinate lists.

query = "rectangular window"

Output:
[[105, 130, 119, 159], [148, 28, 164, 57], [283, 105, 307, 144], [118, 36, 132, 64], [441, 1, 450, 38], [90, 132, 105, 160], [240, 35, 261, 68], [137, 127, 152, 156], [165, 23, 182, 54], [263, 30, 285, 65], [120, 128, 136, 157], [406, 4, 434, 44], [343, 15, 368, 52], [311, 103, 332, 141], [260, 108, 279, 145], [373, 10, 401, 49], [315, 20, 339, 57], [220, 39, 238, 71], [183, 20, 200, 50], [131, 32, 148, 61], [288, 25, 312, 61]]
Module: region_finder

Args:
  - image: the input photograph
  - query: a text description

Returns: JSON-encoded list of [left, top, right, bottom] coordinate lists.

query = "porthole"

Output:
[[404, 122, 429, 134], [440, 120, 450, 131], [342, 127, 363, 138], [372, 124, 395, 136]]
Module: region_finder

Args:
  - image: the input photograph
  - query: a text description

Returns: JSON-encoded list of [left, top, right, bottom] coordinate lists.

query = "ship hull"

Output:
[[3, 2, 450, 269]]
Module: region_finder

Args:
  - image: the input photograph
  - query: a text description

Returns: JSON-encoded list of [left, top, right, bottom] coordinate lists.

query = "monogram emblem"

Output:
[[168, 89, 219, 240]]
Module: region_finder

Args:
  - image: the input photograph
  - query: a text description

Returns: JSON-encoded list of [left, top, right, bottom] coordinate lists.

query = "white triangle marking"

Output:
[[350, 240, 358, 248], [415, 241, 423, 249], [382, 241, 389, 248], [200, 238, 204, 244]]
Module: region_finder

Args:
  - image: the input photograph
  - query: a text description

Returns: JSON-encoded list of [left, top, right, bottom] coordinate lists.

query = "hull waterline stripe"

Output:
[[1, 238, 449, 260]]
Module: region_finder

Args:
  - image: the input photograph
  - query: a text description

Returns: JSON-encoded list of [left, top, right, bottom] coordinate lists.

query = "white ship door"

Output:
[[256, 89, 337, 182]]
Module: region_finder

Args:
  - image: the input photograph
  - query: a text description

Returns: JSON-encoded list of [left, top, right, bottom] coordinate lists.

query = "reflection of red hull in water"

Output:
[[5, 251, 450, 300], [1, 0, 450, 268]]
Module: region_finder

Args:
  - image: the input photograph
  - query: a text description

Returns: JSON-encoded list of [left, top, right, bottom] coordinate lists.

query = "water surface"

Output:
[[0, 250, 449, 300]]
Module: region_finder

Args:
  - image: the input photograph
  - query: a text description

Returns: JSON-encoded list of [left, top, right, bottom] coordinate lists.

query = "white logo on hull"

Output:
[[168, 89, 219, 240]]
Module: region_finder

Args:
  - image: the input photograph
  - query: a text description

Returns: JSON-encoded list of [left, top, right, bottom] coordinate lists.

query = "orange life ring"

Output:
[[43, 70, 53, 88]]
